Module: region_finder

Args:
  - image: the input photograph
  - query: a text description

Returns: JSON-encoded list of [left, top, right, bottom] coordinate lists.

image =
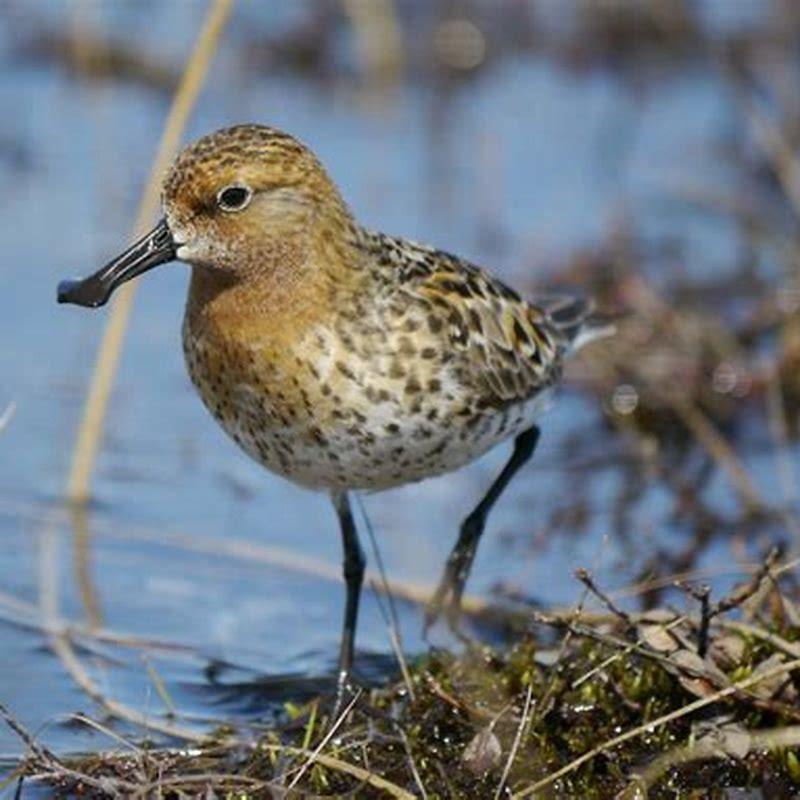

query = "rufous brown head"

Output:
[[57, 124, 348, 307]]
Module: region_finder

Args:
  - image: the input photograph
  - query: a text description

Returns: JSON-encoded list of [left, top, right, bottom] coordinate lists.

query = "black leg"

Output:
[[331, 490, 365, 708], [425, 425, 540, 635]]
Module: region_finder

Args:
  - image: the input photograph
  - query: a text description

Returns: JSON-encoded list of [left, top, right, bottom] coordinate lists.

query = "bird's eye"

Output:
[[217, 185, 252, 212]]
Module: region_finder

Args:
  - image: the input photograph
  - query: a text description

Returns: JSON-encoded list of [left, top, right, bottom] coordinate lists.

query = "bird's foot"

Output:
[[423, 574, 475, 646]]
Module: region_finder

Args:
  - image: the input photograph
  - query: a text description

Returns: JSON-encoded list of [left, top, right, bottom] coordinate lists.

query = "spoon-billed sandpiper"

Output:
[[58, 124, 609, 698]]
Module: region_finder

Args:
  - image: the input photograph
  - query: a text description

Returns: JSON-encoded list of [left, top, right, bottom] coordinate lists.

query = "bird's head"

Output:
[[58, 124, 350, 307]]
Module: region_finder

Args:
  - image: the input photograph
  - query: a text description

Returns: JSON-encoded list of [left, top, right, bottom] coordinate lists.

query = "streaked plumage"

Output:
[[178, 196, 599, 492], [58, 124, 610, 701]]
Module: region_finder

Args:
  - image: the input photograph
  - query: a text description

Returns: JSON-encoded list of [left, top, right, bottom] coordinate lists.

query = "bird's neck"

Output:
[[184, 209, 368, 346]]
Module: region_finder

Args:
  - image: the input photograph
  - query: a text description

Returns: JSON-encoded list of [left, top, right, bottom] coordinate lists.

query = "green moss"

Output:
[[18, 608, 800, 798]]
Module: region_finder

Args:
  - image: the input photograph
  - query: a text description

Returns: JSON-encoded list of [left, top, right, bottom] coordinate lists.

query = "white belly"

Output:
[[220, 382, 549, 492]]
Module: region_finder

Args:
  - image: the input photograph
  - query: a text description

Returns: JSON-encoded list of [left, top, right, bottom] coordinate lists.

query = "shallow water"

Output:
[[0, 0, 793, 771]]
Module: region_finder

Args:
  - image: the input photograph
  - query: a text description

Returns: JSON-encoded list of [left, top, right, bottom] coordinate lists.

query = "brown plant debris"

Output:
[[5, 554, 800, 798]]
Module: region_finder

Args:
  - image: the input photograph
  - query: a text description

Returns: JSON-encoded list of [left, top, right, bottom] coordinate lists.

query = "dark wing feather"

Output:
[[363, 231, 568, 408]]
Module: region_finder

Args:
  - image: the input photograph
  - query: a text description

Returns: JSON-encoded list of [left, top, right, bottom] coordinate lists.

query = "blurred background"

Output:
[[1, 0, 800, 759]]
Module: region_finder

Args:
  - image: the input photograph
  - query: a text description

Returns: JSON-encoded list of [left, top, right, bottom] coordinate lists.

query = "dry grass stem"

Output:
[[65, 0, 233, 505], [396, 724, 429, 800], [623, 725, 800, 795], [494, 682, 533, 800], [667, 394, 763, 512], [284, 689, 361, 791], [340, 0, 404, 92], [242, 742, 419, 799]]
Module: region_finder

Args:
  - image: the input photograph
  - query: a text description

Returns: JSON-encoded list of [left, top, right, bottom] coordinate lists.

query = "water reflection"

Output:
[[69, 505, 103, 631], [0, 0, 798, 773]]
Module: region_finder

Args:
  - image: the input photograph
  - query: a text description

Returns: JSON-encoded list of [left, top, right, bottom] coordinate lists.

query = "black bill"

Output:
[[57, 218, 177, 307]]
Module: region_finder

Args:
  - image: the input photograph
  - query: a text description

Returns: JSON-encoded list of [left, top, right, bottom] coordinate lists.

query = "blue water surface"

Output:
[[0, 0, 788, 768]]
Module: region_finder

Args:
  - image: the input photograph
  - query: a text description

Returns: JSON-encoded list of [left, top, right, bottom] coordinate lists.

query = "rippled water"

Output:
[[0, 0, 782, 772]]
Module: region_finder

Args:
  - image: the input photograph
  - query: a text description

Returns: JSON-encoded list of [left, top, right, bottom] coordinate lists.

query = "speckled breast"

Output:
[[181, 311, 540, 493]]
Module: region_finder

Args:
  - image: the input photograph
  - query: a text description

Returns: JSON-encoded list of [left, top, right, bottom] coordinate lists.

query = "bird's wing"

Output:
[[413, 263, 563, 407], [371, 232, 578, 408]]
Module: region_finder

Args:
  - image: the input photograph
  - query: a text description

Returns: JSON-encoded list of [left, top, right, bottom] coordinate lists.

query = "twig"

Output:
[[356, 494, 403, 637], [624, 725, 800, 794], [144, 772, 268, 791], [0, 703, 59, 769], [667, 394, 764, 512], [285, 688, 361, 792], [69, 713, 142, 754], [494, 682, 533, 800], [135, 741, 418, 799], [384, 622, 416, 703], [142, 656, 178, 719], [708, 548, 779, 620], [48, 628, 206, 742], [65, 0, 234, 505], [0, 586, 200, 655], [571, 614, 687, 690], [529, 538, 611, 728], [618, 274, 767, 515], [532, 613, 711, 685], [675, 581, 711, 656], [512, 656, 800, 797], [544, 617, 800, 723], [721, 619, 800, 659], [425, 674, 467, 713], [394, 723, 429, 800], [0, 703, 138, 798], [18, 737, 418, 799], [608, 560, 778, 602], [357, 494, 415, 701], [739, 80, 800, 220], [574, 567, 635, 633]]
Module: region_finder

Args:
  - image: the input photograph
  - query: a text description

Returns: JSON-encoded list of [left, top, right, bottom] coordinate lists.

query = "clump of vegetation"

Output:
[[5, 1, 800, 797], [6, 553, 800, 798]]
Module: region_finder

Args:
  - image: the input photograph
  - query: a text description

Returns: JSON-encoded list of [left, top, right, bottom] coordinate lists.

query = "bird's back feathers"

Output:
[[357, 229, 609, 409]]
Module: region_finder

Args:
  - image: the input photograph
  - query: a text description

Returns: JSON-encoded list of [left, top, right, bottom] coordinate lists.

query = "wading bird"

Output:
[[58, 124, 609, 703]]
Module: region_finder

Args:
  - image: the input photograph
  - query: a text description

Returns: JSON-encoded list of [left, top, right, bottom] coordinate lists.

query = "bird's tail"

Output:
[[539, 294, 616, 353]]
